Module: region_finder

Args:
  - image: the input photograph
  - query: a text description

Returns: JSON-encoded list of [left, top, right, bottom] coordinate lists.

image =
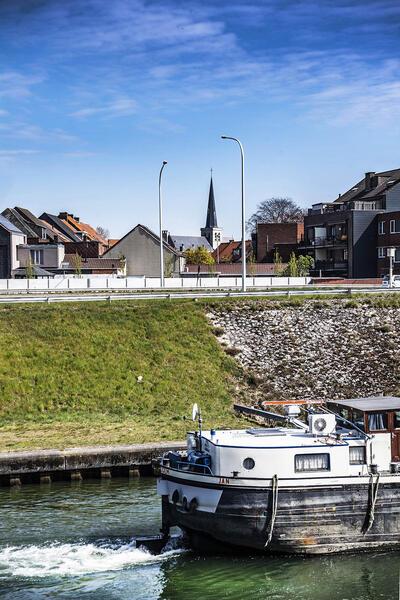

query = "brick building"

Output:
[[255, 222, 304, 262]]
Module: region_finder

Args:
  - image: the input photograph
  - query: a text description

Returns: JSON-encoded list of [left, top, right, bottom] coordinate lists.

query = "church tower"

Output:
[[201, 172, 223, 249]]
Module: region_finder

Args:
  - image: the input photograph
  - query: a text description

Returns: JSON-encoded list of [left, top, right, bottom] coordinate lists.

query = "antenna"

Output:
[[192, 403, 202, 451]]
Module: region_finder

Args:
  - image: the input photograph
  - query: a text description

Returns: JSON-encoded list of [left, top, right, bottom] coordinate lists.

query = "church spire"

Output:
[[205, 171, 218, 228], [201, 169, 223, 250]]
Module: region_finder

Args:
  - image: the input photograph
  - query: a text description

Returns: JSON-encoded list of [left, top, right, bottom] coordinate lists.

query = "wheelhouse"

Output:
[[328, 396, 400, 462]]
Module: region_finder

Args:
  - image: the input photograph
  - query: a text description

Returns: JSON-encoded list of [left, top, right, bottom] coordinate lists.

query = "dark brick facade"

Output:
[[377, 212, 400, 276], [256, 223, 304, 262]]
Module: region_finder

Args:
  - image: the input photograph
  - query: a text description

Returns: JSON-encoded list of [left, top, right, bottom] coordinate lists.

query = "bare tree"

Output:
[[96, 225, 110, 240], [247, 197, 304, 232]]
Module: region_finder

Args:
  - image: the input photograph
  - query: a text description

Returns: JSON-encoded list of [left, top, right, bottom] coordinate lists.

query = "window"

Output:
[[349, 446, 366, 465], [368, 412, 388, 431], [395, 248, 400, 263], [390, 220, 400, 234], [30, 249, 44, 265], [394, 411, 400, 429], [294, 453, 330, 472], [378, 221, 385, 235], [243, 457, 255, 470], [378, 247, 386, 259]]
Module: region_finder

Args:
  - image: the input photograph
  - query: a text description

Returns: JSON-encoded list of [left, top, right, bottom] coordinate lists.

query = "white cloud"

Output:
[[70, 97, 137, 119], [0, 71, 43, 99]]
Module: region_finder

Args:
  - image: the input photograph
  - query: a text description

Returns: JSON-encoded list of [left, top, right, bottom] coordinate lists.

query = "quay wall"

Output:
[[0, 441, 184, 486]]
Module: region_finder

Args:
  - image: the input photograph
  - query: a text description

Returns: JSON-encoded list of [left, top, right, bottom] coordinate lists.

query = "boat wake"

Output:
[[0, 539, 184, 578]]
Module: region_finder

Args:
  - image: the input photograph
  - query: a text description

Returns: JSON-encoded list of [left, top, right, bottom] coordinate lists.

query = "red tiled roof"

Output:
[[212, 240, 252, 262], [62, 215, 107, 244]]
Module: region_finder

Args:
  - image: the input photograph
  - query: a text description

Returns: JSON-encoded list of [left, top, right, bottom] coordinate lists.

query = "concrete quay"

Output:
[[0, 441, 185, 486]]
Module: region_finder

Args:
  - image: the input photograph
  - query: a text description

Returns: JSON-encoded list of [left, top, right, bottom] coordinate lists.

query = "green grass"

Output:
[[0, 300, 242, 451]]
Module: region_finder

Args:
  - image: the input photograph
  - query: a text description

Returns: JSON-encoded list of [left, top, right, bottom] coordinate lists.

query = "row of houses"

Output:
[[0, 207, 124, 278], [2, 167, 400, 280]]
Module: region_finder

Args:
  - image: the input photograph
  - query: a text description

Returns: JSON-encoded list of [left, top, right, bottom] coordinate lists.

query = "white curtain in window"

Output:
[[349, 446, 365, 465], [295, 453, 329, 472], [368, 413, 387, 431]]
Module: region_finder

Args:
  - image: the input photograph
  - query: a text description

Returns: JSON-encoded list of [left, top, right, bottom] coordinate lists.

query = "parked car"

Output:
[[382, 275, 400, 288]]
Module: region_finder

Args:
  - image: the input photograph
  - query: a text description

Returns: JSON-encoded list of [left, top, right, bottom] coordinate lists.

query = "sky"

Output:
[[1, 0, 400, 238]]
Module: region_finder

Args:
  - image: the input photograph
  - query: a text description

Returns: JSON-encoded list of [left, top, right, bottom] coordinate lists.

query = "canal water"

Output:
[[0, 477, 398, 599]]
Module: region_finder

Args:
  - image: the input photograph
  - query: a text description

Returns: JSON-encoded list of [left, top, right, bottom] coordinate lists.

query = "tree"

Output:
[[247, 251, 256, 276], [247, 197, 304, 232], [96, 225, 110, 240], [185, 247, 215, 266], [285, 252, 299, 277], [282, 253, 314, 277], [25, 256, 35, 279], [71, 252, 83, 277], [273, 250, 283, 276], [297, 255, 314, 276]]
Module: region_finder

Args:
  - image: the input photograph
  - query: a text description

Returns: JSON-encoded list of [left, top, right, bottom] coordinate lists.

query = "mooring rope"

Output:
[[264, 474, 279, 547], [362, 473, 380, 534]]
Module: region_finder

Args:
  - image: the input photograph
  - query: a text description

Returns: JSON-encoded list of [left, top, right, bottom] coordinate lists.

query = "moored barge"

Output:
[[157, 397, 400, 554]]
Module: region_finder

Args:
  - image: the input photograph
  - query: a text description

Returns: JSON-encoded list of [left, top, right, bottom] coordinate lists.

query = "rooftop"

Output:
[[170, 235, 212, 252], [0, 214, 24, 235], [329, 396, 400, 412]]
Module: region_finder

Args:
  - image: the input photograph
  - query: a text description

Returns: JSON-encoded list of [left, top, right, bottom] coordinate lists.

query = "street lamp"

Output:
[[388, 247, 395, 288], [159, 160, 167, 287], [221, 135, 246, 292]]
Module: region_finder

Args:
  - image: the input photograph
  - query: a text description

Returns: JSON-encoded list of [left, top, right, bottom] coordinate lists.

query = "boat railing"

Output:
[[161, 457, 213, 475]]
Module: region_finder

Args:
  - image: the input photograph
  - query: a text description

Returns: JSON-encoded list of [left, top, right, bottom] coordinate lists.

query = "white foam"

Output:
[[0, 541, 183, 578]]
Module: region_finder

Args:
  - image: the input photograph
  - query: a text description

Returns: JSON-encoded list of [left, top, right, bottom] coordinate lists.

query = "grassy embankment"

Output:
[[0, 300, 243, 451], [1, 293, 399, 451]]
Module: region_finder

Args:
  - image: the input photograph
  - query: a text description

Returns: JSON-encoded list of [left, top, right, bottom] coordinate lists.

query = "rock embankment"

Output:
[[208, 300, 400, 401]]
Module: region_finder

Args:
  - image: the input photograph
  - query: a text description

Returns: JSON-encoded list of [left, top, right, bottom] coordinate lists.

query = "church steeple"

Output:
[[201, 170, 223, 250], [205, 173, 218, 228]]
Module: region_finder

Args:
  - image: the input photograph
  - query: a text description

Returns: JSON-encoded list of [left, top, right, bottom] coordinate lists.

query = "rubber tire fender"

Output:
[[189, 497, 198, 513]]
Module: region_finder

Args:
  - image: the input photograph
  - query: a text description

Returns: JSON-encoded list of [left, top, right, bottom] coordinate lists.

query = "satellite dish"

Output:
[[192, 403, 199, 421]]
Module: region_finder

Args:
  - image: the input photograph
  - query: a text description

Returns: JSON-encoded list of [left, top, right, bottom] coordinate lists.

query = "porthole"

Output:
[[243, 457, 255, 470]]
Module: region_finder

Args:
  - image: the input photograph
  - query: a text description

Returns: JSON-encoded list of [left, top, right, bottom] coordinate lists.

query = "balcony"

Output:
[[301, 236, 348, 248], [314, 260, 348, 272]]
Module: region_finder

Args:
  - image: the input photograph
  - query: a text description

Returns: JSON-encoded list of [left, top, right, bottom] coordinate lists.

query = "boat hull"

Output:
[[161, 476, 400, 554]]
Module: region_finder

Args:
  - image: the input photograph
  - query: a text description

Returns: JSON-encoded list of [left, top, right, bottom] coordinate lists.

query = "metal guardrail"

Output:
[[0, 287, 398, 304]]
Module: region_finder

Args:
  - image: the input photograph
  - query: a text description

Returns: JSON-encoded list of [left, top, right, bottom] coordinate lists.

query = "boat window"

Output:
[[394, 411, 400, 429], [243, 457, 255, 470], [352, 409, 365, 431], [368, 412, 388, 431], [349, 446, 366, 465], [294, 453, 330, 472]]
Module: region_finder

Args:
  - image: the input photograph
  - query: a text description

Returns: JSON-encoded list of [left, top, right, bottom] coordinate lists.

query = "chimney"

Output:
[[365, 172, 375, 191], [162, 230, 169, 242]]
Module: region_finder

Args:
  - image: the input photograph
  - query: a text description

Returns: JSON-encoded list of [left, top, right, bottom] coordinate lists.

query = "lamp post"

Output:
[[159, 160, 167, 287], [221, 136, 246, 292], [388, 247, 395, 288]]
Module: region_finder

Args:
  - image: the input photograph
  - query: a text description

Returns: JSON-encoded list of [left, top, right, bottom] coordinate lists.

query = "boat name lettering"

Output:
[[219, 477, 230, 484]]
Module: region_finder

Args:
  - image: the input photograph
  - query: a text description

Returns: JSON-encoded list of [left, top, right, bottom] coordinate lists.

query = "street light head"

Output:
[[162, 160, 168, 165], [221, 135, 227, 139]]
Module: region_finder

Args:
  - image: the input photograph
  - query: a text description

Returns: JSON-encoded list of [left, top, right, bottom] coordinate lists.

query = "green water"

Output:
[[0, 477, 398, 599]]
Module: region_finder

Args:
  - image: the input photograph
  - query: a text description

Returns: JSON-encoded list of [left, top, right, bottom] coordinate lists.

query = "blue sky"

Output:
[[1, 0, 400, 238]]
